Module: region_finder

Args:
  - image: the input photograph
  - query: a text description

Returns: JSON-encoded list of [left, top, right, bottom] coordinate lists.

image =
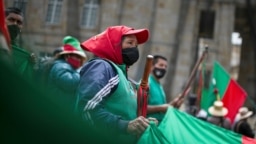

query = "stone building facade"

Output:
[[4, 0, 256, 107]]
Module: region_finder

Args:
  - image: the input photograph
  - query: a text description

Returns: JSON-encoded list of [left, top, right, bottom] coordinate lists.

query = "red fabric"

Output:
[[222, 79, 247, 123], [242, 136, 256, 144], [63, 44, 76, 52], [124, 28, 149, 44], [81, 25, 149, 64], [137, 86, 149, 117], [66, 57, 81, 69], [0, 0, 10, 46], [196, 69, 203, 109]]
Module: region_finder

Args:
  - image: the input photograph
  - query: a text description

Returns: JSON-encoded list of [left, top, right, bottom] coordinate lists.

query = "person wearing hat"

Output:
[[207, 100, 231, 130], [44, 36, 86, 110], [233, 107, 254, 138], [76, 25, 157, 144]]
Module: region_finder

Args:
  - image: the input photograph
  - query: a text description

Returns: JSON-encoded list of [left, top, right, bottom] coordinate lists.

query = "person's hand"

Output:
[[30, 53, 37, 64], [147, 117, 158, 126], [161, 103, 170, 112], [169, 87, 191, 109], [169, 96, 184, 109], [127, 116, 149, 135]]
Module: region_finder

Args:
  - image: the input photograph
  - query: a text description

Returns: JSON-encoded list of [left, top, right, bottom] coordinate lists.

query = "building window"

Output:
[[45, 0, 63, 24], [198, 10, 215, 39], [13, 0, 27, 15], [81, 0, 99, 29]]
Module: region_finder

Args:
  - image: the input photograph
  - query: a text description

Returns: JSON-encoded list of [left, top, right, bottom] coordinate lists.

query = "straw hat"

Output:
[[236, 107, 253, 120], [208, 101, 228, 117]]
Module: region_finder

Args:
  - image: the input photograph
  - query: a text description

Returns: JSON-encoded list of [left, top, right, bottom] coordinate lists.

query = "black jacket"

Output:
[[234, 119, 255, 138]]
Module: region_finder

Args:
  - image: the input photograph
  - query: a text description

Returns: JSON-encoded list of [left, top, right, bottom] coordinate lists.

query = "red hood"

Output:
[[81, 25, 149, 64]]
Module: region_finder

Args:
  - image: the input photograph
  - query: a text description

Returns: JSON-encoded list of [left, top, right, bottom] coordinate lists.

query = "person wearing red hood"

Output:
[[76, 25, 157, 143]]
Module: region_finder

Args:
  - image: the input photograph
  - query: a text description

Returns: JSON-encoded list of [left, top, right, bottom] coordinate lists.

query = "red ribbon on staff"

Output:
[[137, 55, 153, 117]]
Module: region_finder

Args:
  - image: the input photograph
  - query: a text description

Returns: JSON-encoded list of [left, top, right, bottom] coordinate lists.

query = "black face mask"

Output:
[[122, 47, 139, 66], [153, 67, 166, 79], [7, 25, 21, 40]]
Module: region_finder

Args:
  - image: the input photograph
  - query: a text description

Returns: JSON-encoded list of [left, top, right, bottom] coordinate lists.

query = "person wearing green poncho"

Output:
[[147, 55, 168, 123], [76, 25, 157, 144], [5, 7, 36, 80], [147, 55, 184, 123]]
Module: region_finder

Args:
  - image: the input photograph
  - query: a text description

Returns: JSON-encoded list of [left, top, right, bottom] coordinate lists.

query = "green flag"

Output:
[[138, 107, 256, 144]]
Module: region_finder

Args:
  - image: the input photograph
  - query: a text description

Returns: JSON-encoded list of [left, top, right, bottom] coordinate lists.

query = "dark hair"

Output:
[[5, 7, 23, 17], [52, 47, 63, 56], [188, 93, 197, 105], [153, 55, 167, 65]]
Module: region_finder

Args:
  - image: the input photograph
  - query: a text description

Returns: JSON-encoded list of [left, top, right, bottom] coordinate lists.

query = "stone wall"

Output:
[[4, 0, 256, 105]]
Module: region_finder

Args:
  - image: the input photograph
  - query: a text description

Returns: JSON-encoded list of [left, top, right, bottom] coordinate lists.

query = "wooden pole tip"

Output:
[[147, 55, 154, 58]]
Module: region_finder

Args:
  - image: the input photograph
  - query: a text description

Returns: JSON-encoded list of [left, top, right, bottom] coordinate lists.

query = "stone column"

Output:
[[238, 31, 256, 106], [214, 2, 235, 70]]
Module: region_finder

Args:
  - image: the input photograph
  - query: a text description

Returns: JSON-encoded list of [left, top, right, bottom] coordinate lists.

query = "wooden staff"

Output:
[[137, 55, 153, 117], [177, 46, 208, 101]]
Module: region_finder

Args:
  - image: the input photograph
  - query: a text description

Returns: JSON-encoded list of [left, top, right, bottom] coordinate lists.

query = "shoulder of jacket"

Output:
[[51, 60, 73, 71], [88, 58, 116, 71], [81, 58, 117, 75]]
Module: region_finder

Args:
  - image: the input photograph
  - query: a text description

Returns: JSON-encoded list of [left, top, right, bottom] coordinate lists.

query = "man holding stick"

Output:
[[146, 55, 186, 123], [146, 47, 207, 123]]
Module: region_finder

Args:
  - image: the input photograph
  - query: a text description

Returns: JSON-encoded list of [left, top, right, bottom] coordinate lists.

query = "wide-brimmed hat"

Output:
[[59, 36, 86, 59], [208, 101, 228, 117], [236, 107, 253, 120]]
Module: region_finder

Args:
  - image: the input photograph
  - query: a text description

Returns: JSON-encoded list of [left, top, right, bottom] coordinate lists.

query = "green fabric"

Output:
[[63, 36, 82, 51], [147, 74, 167, 122], [200, 61, 230, 112], [0, 57, 116, 144], [104, 61, 137, 143], [105, 62, 137, 120], [12, 43, 35, 81], [138, 107, 243, 144], [137, 121, 171, 144]]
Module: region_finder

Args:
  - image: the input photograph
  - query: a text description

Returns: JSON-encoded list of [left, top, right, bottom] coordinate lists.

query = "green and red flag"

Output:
[[138, 107, 256, 144], [200, 61, 247, 123]]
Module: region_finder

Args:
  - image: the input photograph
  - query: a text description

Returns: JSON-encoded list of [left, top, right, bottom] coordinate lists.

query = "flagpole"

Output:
[[195, 61, 205, 112], [177, 46, 208, 101]]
